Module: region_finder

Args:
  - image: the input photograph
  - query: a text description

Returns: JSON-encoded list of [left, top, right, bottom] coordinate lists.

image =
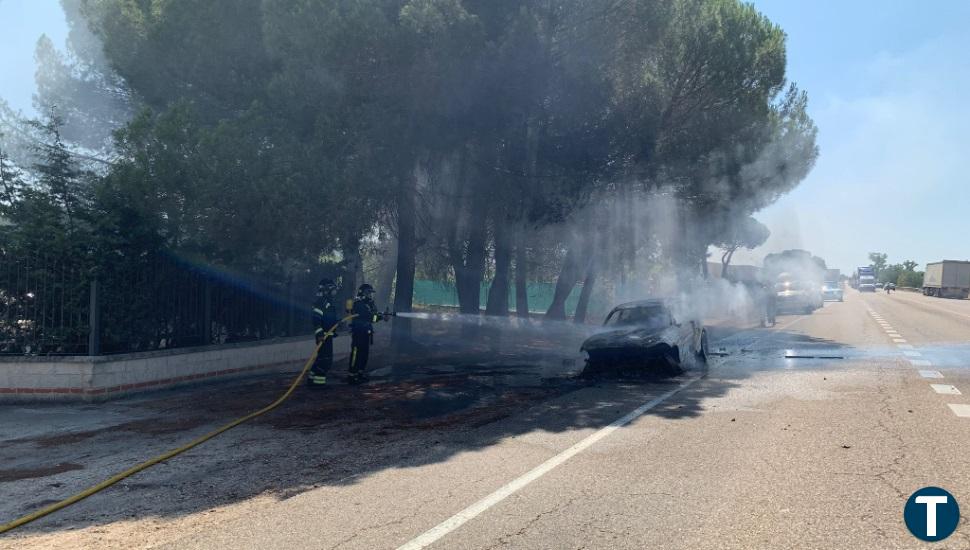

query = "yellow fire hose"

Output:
[[0, 314, 357, 536]]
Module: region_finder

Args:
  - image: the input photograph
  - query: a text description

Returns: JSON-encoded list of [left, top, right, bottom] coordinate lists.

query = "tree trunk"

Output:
[[393, 174, 417, 346], [514, 232, 529, 318], [573, 265, 597, 324], [546, 246, 582, 320], [340, 233, 363, 304], [375, 234, 398, 309], [721, 247, 736, 280], [451, 203, 487, 315], [485, 222, 511, 316]]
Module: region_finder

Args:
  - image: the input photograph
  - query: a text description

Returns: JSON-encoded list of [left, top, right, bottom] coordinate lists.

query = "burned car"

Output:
[[580, 299, 709, 376]]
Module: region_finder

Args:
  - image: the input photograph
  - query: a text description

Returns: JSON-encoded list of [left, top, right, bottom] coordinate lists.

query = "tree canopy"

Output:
[[1, 0, 819, 326]]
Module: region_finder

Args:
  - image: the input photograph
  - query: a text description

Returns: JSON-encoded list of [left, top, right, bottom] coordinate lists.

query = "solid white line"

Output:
[[911, 360, 933, 368], [919, 370, 943, 378], [774, 315, 807, 331], [931, 384, 962, 395], [396, 376, 701, 550], [948, 404, 970, 417]]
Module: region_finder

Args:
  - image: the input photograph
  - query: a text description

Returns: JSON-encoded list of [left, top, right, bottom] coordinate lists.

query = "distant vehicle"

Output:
[[923, 260, 970, 299], [822, 281, 844, 302], [875, 282, 884, 289], [580, 299, 708, 375], [825, 268, 841, 282], [857, 266, 876, 292], [886, 283, 896, 292], [775, 273, 822, 314]]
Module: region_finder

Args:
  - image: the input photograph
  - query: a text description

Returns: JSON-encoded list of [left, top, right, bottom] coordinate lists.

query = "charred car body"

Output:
[[580, 299, 709, 376]]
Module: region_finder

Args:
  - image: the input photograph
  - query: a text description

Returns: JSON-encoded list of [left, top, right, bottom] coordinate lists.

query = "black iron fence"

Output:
[[0, 251, 316, 356], [0, 252, 90, 355]]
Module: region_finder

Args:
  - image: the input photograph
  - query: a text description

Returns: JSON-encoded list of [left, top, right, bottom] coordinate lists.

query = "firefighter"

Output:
[[308, 278, 341, 387], [347, 283, 388, 384]]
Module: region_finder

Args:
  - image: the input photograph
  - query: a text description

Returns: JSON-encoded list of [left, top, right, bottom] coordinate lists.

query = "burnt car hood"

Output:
[[581, 327, 670, 352]]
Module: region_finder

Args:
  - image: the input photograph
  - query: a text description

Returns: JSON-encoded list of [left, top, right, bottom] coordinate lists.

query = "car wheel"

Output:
[[696, 330, 709, 363], [662, 346, 683, 373]]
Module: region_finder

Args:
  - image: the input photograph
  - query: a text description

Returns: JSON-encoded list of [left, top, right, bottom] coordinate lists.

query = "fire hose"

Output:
[[0, 314, 357, 536]]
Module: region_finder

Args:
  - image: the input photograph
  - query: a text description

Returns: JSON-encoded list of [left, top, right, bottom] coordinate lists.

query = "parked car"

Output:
[[580, 299, 708, 376], [822, 281, 844, 302]]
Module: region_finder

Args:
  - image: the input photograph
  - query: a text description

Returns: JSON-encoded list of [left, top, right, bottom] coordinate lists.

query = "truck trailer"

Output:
[[923, 260, 970, 299], [857, 266, 875, 292]]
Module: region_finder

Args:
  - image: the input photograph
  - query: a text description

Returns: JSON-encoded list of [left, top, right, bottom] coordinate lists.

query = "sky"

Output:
[[1, 0, 969, 274], [0, 0, 67, 112], [741, 0, 970, 273]]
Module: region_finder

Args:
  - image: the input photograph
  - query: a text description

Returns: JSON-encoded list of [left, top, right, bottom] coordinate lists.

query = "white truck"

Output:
[[923, 260, 970, 299]]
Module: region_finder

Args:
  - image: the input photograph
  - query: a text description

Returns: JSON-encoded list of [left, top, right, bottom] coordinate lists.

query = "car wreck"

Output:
[[580, 299, 709, 377]]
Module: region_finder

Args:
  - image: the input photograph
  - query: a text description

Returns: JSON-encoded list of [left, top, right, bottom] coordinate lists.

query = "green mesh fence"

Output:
[[413, 279, 592, 316]]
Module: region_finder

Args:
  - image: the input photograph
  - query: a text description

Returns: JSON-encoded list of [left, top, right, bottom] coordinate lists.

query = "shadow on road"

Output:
[[0, 315, 859, 540]]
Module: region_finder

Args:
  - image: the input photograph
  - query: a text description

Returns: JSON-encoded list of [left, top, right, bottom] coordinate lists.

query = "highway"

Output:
[[169, 289, 970, 549], [5, 289, 970, 549]]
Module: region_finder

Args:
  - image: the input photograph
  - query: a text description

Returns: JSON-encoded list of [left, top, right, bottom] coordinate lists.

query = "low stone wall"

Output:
[[0, 336, 350, 403]]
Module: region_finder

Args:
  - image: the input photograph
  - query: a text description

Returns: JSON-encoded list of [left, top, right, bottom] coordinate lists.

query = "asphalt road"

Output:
[[5, 288, 970, 549], [166, 289, 970, 549]]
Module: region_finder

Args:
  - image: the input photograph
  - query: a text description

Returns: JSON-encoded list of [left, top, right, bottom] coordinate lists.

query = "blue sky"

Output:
[[2, 1, 969, 273], [0, 0, 67, 113], [744, 0, 970, 273]]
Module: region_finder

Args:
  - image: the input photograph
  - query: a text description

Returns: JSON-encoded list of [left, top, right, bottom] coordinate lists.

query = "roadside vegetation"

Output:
[[1, 0, 819, 338]]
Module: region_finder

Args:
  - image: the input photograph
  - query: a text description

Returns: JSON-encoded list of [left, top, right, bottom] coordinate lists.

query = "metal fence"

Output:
[[0, 252, 316, 356], [0, 252, 89, 355]]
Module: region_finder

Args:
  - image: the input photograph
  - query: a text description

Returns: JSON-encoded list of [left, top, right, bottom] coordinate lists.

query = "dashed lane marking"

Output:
[[947, 404, 970, 417], [911, 360, 933, 368], [892, 338, 907, 343], [903, 350, 922, 357], [920, 370, 944, 378], [931, 384, 962, 395], [897, 344, 914, 349], [395, 376, 702, 550]]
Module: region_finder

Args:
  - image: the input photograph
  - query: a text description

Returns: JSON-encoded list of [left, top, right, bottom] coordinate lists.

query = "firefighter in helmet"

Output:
[[347, 283, 389, 384], [308, 278, 341, 387]]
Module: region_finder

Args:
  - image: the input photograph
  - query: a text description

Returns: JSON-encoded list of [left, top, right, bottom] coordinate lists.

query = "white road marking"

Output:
[[897, 344, 914, 349], [396, 376, 702, 550], [948, 404, 970, 417], [775, 316, 807, 331], [911, 360, 933, 368], [903, 350, 922, 357], [920, 370, 944, 378], [931, 384, 962, 395], [892, 338, 907, 343]]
